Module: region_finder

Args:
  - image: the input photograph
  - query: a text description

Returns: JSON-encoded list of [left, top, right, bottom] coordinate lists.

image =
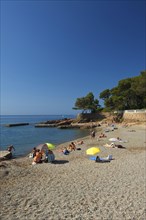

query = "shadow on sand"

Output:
[[52, 160, 69, 165]]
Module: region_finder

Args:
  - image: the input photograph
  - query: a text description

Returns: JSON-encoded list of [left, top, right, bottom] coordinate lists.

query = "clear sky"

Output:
[[1, 0, 145, 115]]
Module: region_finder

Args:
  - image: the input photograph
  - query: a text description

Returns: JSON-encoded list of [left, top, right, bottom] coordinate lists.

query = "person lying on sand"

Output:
[[75, 140, 84, 145], [95, 155, 111, 163], [115, 144, 126, 149], [68, 142, 76, 151], [117, 137, 122, 141], [104, 143, 126, 149], [62, 147, 70, 155], [109, 137, 128, 143], [98, 133, 107, 138]]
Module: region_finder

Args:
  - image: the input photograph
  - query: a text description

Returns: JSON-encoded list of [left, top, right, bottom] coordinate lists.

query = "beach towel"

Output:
[[109, 138, 128, 143], [104, 129, 110, 132], [89, 156, 97, 161]]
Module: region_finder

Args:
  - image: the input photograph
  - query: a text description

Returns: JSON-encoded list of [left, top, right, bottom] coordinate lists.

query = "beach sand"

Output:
[[0, 123, 146, 220]]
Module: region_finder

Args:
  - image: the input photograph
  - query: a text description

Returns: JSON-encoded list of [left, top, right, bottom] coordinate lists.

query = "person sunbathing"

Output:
[[115, 144, 126, 149], [117, 137, 122, 141], [76, 140, 84, 145], [62, 147, 70, 155], [98, 133, 107, 138], [104, 143, 125, 149], [104, 143, 115, 148], [95, 155, 111, 163], [68, 142, 76, 151]]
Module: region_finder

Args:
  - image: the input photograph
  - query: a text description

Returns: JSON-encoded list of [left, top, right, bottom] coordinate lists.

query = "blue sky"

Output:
[[1, 0, 145, 115]]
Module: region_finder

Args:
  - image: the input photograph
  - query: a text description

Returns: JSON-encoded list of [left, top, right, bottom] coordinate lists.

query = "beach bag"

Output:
[[29, 153, 33, 158], [108, 155, 112, 160]]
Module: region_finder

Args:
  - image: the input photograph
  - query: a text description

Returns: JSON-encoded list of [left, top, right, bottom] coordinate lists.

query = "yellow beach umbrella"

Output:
[[86, 147, 100, 155]]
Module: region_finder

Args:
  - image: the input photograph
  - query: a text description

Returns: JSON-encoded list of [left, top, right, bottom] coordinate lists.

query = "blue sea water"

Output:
[[0, 115, 89, 157]]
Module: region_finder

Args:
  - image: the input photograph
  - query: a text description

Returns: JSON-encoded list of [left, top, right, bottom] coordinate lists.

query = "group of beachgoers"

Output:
[[3, 140, 84, 163], [30, 147, 55, 165], [29, 140, 84, 164], [59, 140, 84, 155], [90, 130, 107, 139], [90, 126, 126, 150], [4, 123, 126, 164]]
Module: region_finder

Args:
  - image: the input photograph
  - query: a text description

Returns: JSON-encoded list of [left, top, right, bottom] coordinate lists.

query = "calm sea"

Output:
[[0, 115, 89, 157]]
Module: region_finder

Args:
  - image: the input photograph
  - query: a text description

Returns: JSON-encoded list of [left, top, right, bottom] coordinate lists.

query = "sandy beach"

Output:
[[0, 123, 146, 220]]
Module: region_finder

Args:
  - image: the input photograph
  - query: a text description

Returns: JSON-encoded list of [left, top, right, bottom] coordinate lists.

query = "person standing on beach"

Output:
[[45, 149, 55, 163], [91, 130, 95, 138], [7, 145, 15, 152], [6, 145, 15, 159]]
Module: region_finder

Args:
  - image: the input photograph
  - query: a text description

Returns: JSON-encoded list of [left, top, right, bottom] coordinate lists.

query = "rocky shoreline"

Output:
[[35, 118, 101, 129]]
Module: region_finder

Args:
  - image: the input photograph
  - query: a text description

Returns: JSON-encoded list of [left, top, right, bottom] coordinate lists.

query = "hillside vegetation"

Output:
[[73, 71, 146, 113]]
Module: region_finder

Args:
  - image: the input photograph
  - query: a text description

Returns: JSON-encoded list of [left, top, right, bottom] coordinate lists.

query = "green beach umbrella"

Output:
[[36, 143, 55, 151], [45, 143, 55, 150]]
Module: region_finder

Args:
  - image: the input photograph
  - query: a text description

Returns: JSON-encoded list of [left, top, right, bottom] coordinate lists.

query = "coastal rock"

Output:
[[56, 119, 74, 126], [35, 118, 75, 128], [45, 119, 65, 124], [58, 124, 80, 129], [0, 151, 12, 161]]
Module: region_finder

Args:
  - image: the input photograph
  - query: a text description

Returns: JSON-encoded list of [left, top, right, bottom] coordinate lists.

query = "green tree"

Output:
[[73, 92, 100, 113], [100, 71, 146, 110], [99, 89, 111, 100]]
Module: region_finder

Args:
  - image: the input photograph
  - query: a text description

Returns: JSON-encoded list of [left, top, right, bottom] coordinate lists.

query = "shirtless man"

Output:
[[7, 145, 15, 152]]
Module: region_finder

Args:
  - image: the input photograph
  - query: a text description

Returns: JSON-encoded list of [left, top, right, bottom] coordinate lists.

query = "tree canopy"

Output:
[[73, 71, 146, 113], [99, 71, 146, 110], [73, 92, 101, 113]]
